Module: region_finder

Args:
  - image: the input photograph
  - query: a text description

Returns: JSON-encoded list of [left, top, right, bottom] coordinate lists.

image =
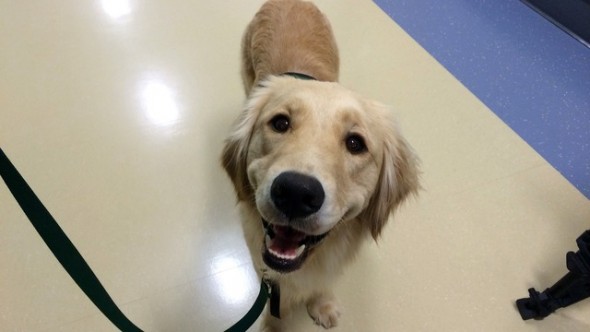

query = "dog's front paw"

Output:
[[306, 294, 341, 329]]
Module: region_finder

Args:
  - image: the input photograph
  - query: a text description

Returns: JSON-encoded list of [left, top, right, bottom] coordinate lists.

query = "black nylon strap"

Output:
[[270, 281, 281, 319], [0, 148, 143, 332]]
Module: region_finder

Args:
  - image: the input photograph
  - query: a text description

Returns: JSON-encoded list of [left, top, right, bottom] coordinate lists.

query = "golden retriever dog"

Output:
[[222, 0, 419, 330]]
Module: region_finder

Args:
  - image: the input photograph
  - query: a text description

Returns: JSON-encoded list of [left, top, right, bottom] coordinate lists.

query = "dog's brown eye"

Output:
[[345, 134, 367, 154], [270, 114, 290, 133]]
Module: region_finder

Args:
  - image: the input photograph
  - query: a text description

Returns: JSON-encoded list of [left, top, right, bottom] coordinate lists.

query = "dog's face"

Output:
[[222, 76, 418, 273]]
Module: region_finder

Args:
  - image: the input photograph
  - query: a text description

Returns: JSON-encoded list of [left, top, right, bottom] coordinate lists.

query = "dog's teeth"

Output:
[[269, 247, 291, 260], [267, 244, 306, 261], [265, 235, 271, 248], [295, 244, 305, 257]]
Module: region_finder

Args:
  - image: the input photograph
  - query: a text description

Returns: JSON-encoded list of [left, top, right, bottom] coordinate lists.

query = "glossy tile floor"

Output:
[[1, 0, 589, 331]]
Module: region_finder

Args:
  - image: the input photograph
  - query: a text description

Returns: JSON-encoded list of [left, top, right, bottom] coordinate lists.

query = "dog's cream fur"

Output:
[[222, 0, 419, 330]]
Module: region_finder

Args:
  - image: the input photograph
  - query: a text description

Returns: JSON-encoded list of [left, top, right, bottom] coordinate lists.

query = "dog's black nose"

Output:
[[271, 171, 325, 219]]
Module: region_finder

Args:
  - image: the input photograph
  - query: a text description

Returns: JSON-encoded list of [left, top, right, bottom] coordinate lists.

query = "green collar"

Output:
[[282, 72, 317, 81]]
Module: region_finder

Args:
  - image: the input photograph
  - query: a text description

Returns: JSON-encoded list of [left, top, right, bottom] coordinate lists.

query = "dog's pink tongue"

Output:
[[269, 225, 306, 254]]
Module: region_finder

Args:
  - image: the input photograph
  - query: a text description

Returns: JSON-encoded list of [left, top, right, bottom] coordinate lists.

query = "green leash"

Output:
[[0, 148, 269, 332], [225, 280, 271, 332]]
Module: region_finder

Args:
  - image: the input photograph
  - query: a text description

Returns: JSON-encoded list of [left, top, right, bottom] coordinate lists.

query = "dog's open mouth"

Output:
[[262, 219, 328, 273]]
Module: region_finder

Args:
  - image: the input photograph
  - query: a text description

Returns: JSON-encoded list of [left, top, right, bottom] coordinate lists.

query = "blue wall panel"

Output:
[[375, 0, 590, 198]]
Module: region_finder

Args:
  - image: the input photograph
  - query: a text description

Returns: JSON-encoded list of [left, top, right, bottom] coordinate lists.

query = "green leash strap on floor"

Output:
[[224, 279, 271, 332], [0, 148, 143, 332], [1, 147, 270, 332]]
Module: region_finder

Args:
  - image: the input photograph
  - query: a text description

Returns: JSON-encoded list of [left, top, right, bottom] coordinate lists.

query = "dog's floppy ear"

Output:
[[359, 103, 420, 240], [221, 85, 271, 202]]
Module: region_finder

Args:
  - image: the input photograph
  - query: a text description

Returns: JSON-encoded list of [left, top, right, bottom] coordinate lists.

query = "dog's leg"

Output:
[[260, 291, 294, 332], [306, 292, 341, 329], [261, 306, 293, 332], [260, 312, 283, 332]]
